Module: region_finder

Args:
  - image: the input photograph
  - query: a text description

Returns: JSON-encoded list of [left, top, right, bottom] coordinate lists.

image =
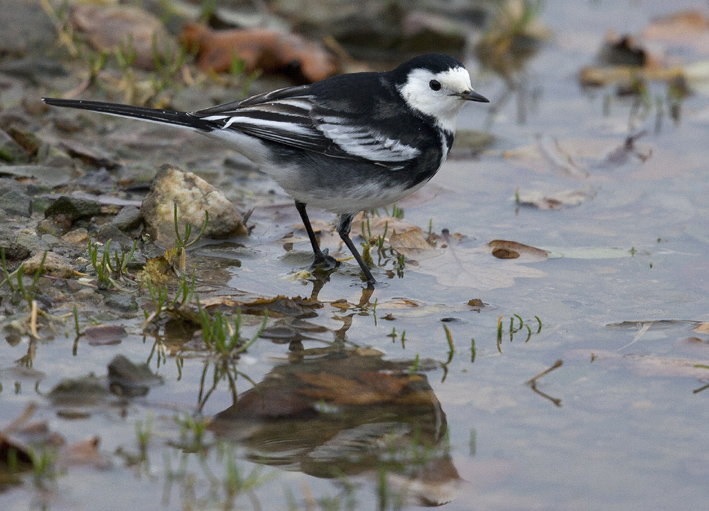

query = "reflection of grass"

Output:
[[198, 304, 267, 357], [162, 441, 275, 509], [175, 411, 209, 451], [27, 444, 60, 489], [136, 412, 154, 459]]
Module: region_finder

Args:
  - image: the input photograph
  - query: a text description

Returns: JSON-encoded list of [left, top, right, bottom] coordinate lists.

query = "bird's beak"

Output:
[[453, 90, 489, 103]]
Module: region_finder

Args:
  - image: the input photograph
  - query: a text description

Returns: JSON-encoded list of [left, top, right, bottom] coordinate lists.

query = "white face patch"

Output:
[[397, 66, 475, 133]]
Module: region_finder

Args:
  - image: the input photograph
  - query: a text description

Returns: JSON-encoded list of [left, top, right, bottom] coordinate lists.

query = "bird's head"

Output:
[[394, 54, 489, 132]]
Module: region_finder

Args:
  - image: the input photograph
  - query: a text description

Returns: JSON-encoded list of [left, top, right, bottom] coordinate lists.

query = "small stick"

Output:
[[526, 359, 563, 385]]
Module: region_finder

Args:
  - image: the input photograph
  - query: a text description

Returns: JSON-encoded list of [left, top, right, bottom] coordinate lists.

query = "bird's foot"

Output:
[[310, 249, 338, 272]]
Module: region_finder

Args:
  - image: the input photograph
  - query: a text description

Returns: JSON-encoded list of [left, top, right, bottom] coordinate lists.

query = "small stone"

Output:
[[0, 189, 32, 217], [0, 241, 30, 261], [23, 251, 75, 278], [22, 95, 49, 116], [37, 217, 69, 237], [96, 224, 134, 250], [103, 292, 138, 312], [40, 233, 62, 247], [45, 195, 102, 221], [83, 325, 127, 346], [15, 230, 50, 255], [111, 205, 143, 232], [0, 129, 29, 164], [62, 228, 89, 244], [141, 164, 247, 246], [5, 126, 41, 156]]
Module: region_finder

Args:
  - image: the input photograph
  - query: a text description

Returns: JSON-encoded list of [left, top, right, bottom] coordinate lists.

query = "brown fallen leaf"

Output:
[[413, 235, 546, 290], [180, 24, 338, 82], [70, 4, 177, 70], [642, 10, 709, 56], [389, 228, 435, 259]]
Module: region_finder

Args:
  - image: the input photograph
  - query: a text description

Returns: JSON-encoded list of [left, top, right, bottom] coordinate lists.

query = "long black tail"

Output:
[[42, 98, 218, 132]]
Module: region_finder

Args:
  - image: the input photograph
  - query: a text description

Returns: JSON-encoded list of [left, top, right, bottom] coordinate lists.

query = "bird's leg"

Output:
[[295, 200, 338, 271], [337, 213, 376, 285]]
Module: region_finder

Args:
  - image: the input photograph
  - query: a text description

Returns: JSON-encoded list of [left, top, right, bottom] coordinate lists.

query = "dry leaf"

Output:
[[389, 228, 435, 259], [180, 24, 338, 82]]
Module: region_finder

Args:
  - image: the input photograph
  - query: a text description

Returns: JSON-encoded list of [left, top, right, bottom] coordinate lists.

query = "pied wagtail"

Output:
[[43, 54, 489, 285]]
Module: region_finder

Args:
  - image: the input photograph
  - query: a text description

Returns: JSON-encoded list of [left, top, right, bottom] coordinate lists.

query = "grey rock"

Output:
[[0, 129, 29, 164], [111, 205, 143, 232], [15, 230, 51, 255], [0, 0, 59, 58], [104, 293, 139, 313], [45, 195, 102, 221], [0, 164, 75, 187], [0, 189, 32, 217], [0, 241, 31, 261], [96, 224, 134, 250]]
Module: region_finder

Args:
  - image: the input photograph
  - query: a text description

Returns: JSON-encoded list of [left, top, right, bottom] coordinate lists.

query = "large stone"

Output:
[[141, 164, 247, 246], [44, 195, 102, 221]]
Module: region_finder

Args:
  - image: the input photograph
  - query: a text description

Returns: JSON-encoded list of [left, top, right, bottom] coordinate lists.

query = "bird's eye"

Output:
[[429, 80, 441, 91]]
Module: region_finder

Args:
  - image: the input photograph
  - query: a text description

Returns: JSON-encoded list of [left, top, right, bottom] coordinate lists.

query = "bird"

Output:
[[43, 54, 489, 286]]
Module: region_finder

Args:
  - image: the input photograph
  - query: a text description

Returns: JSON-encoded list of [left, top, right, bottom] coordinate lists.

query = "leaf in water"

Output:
[[389, 228, 435, 259], [58, 436, 112, 470], [545, 246, 633, 259], [503, 136, 654, 176], [516, 185, 597, 209], [694, 322, 709, 334], [568, 349, 709, 381], [413, 236, 547, 290], [642, 10, 709, 57]]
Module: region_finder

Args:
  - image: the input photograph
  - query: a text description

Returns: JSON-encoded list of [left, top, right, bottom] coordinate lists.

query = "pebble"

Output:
[[23, 251, 75, 278], [111, 205, 143, 232], [62, 228, 89, 244], [103, 293, 139, 313], [15, 230, 50, 255], [141, 164, 248, 246], [0, 189, 32, 217]]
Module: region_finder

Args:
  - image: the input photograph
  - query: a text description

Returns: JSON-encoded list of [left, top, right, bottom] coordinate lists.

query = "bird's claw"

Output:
[[310, 249, 338, 272]]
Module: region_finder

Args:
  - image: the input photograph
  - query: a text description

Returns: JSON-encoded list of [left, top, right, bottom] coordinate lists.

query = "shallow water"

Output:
[[3, 0, 709, 510]]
